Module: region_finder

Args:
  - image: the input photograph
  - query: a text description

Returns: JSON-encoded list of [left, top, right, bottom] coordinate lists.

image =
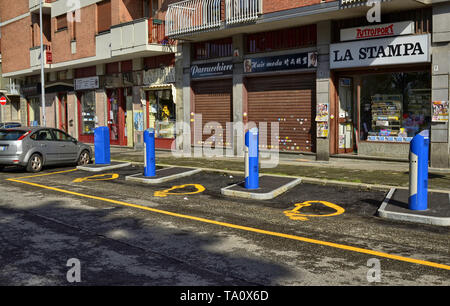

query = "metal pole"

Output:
[[39, 0, 46, 126]]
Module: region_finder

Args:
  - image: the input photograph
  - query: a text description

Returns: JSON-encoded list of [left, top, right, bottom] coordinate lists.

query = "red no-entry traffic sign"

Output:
[[0, 96, 7, 106]]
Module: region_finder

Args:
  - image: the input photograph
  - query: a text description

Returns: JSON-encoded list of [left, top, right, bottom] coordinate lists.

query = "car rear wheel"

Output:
[[77, 150, 91, 166], [27, 154, 43, 173]]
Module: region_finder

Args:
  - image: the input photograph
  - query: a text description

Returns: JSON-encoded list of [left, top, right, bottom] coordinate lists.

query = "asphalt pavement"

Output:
[[0, 164, 449, 286]]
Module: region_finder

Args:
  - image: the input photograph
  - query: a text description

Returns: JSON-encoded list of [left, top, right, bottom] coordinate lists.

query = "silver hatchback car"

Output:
[[0, 127, 92, 172]]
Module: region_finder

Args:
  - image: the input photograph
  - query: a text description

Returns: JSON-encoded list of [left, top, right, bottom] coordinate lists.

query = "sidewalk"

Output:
[[108, 147, 450, 192]]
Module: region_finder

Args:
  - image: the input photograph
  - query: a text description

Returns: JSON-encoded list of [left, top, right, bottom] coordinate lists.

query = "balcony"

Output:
[[29, 45, 52, 70], [225, 0, 262, 25], [166, 0, 262, 37], [111, 18, 174, 58], [29, 0, 52, 14]]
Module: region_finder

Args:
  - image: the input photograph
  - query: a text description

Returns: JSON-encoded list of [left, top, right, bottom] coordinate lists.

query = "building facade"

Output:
[[0, 0, 179, 149], [166, 0, 450, 169], [1, 0, 449, 169]]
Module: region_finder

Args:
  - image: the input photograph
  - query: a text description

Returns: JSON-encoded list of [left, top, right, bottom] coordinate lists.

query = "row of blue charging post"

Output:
[[94, 126, 260, 186], [94, 126, 429, 209]]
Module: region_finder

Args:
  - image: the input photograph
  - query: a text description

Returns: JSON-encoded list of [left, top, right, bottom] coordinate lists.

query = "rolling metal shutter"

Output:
[[192, 79, 233, 148], [247, 74, 316, 153]]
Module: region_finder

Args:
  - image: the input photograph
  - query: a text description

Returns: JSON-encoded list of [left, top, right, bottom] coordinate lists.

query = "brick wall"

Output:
[[1, 16, 32, 73], [263, 0, 337, 14], [0, 0, 28, 22], [51, 5, 97, 64]]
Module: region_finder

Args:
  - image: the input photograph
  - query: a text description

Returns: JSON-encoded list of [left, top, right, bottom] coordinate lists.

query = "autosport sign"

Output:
[[330, 34, 430, 69], [340, 21, 415, 41]]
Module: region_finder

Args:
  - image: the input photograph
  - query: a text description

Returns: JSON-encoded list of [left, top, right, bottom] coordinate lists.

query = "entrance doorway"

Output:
[[107, 88, 127, 146], [58, 93, 68, 132], [336, 77, 355, 154]]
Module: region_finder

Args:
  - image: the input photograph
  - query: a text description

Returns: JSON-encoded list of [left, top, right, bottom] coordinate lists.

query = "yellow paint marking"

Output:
[[284, 201, 345, 221], [73, 173, 119, 183], [5, 176, 450, 272], [11, 169, 78, 180], [154, 184, 206, 198]]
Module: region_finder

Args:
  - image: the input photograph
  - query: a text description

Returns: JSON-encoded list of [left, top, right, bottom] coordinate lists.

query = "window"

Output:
[[193, 38, 233, 60], [148, 89, 175, 139], [246, 25, 317, 54], [0, 130, 28, 141], [359, 71, 431, 143], [80, 91, 96, 135], [53, 130, 72, 141], [97, 0, 112, 33], [28, 98, 41, 126], [31, 129, 54, 141], [56, 15, 68, 31]]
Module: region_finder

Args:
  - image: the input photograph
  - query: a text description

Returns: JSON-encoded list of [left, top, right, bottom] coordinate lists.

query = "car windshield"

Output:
[[0, 130, 28, 140]]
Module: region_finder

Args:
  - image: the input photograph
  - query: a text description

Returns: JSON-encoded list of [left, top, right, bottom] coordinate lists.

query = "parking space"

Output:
[[2, 165, 450, 285], [8, 165, 387, 222]]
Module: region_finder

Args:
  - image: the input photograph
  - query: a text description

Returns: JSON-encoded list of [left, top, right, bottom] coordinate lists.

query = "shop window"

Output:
[[80, 91, 96, 135], [28, 98, 41, 126], [10, 99, 20, 121], [148, 89, 175, 139], [359, 71, 431, 143]]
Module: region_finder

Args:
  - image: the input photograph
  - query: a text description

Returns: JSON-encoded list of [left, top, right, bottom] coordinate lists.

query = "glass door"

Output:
[[107, 89, 126, 146], [59, 94, 68, 132], [337, 77, 355, 154]]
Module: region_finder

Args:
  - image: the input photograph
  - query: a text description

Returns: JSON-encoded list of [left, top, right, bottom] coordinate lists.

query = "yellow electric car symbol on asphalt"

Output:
[[73, 173, 119, 183], [154, 184, 206, 198], [284, 201, 345, 221]]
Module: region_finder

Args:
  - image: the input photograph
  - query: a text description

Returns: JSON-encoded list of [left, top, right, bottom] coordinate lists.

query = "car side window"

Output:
[[31, 129, 54, 141], [53, 130, 72, 141]]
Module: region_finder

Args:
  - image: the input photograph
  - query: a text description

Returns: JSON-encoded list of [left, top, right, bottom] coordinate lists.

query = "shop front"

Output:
[[75, 76, 100, 144], [21, 83, 42, 127], [190, 61, 234, 148], [243, 52, 318, 153], [143, 66, 177, 150], [329, 21, 432, 158]]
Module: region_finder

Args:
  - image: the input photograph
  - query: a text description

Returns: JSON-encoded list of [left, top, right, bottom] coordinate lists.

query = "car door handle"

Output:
[[40, 144, 47, 147], [60, 144, 66, 147]]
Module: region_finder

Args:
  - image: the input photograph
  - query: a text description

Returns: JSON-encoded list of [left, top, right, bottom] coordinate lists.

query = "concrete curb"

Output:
[[221, 177, 303, 200], [377, 188, 450, 226], [125, 168, 202, 184], [77, 162, 132, 172], [111, 159, 450, 194]]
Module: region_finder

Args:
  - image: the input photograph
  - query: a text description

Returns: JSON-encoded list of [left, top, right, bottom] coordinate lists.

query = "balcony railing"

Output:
[[166, 0, 262, 36], [225, 0, 262, 24], [166, 0, 224, 36]]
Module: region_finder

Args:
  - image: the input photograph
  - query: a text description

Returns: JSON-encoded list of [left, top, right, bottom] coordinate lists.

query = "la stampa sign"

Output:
[[330, 34, 431, 69]]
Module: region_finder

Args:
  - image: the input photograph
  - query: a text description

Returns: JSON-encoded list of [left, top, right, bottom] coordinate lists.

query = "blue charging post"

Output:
[[408, 130, 430, 211], [245, 127, 259, 190], [94, 126, 111, 165], [144, 128, 156, 177]]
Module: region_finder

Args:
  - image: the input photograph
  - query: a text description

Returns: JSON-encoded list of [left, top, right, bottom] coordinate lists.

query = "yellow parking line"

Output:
[[11, 169, 78, 180], [6, 176, 450, 272]]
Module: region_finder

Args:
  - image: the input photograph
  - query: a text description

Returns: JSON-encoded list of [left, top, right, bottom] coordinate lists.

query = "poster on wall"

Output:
[[432, 101, 449, 122], [315, 103, 329, 122], [133, 111, 144, 132], [317, 122, 329, 138]]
